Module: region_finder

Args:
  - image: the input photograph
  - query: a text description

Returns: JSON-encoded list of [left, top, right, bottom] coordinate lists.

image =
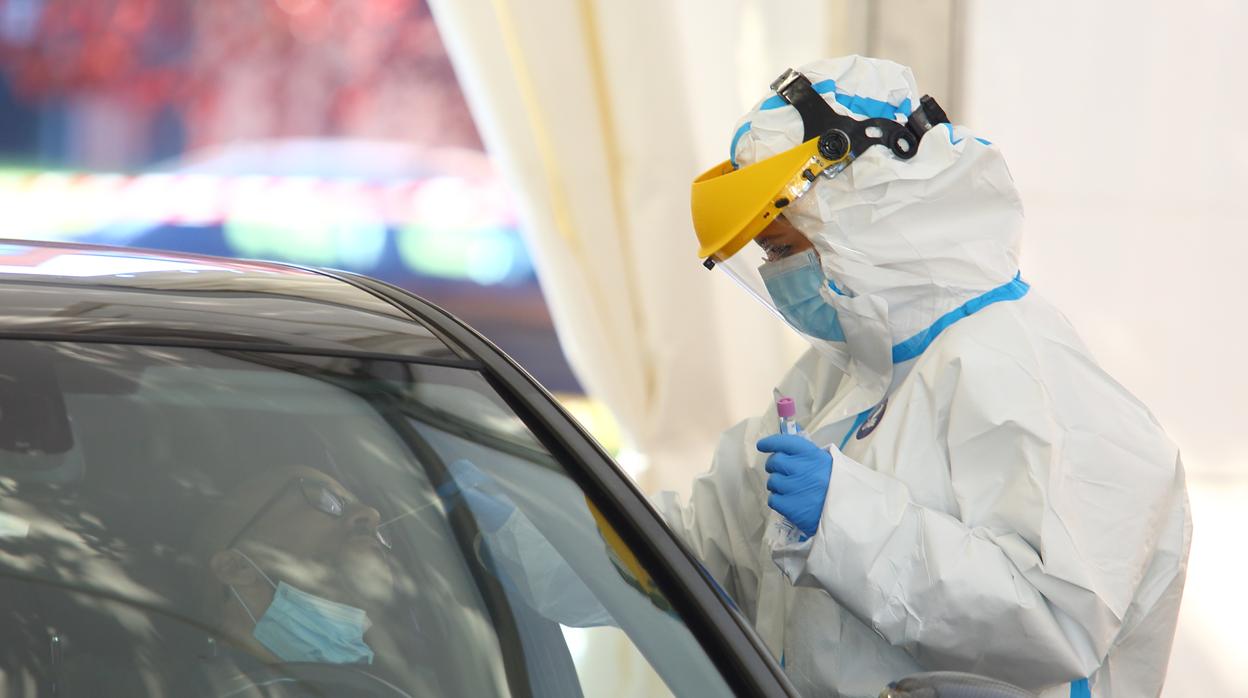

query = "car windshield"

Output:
[[0, 340, 732, 697]]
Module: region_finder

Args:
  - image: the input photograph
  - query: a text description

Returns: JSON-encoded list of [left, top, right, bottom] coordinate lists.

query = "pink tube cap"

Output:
[[776, 396, 796, 418]]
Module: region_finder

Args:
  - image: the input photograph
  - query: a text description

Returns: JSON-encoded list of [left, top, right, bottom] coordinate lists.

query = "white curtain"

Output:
[[423, 0, 831, 494], [961, 2, 1248, 695]]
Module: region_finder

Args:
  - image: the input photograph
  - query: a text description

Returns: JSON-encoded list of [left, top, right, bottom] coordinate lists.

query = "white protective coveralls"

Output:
[[654, 56, 1191, 698]]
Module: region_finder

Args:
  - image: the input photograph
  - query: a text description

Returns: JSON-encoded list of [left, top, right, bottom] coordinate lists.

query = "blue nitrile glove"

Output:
[[437, 459, 516, 532], [757, 434, 833, 537]]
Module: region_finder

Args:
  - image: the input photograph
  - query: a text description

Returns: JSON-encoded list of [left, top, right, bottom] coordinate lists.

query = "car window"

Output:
[[0, 340, 732, 697]]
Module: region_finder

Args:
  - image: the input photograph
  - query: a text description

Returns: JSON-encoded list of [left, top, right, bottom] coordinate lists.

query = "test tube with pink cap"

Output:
[[777, 396, 800, 436], [766, 394, 804, 546]]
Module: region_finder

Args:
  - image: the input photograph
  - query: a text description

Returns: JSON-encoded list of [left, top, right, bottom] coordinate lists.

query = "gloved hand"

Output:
[[756, 434, 833, 537], [437, 459, 517, 532]]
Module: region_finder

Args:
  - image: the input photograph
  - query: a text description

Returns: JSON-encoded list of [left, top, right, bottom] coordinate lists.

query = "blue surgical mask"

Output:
[[759, 251, 846, 341], [229, 551, 375, 665]]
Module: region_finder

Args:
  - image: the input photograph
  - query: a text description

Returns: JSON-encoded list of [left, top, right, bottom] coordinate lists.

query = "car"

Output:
[[0, 240, 1034, 698], [0, 239, 794, 697]]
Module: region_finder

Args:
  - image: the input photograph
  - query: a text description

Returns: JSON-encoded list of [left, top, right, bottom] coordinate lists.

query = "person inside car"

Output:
[[188, 464, 404, 695]]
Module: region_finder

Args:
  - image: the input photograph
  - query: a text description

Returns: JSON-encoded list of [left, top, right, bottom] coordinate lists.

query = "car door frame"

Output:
[[336, 270, 798, 698]]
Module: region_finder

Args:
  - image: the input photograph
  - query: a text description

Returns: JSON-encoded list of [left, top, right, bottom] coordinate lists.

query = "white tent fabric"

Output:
[[961, 3, 1248, 695], [424, 0, 818, 494]]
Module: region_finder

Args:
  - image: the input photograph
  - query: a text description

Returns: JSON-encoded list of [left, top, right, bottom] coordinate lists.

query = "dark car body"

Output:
[[0, 240, 795, 697]]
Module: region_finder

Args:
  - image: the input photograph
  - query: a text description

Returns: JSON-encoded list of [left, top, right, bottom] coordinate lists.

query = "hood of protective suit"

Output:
[[732, 56, 1026, 420]]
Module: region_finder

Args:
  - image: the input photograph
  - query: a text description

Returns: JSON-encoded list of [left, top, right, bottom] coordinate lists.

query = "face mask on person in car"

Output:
[[228, 550, 375, 665]]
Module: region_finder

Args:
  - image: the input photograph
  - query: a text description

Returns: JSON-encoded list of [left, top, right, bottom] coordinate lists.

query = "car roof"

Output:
[[0, 239, 466, 363]]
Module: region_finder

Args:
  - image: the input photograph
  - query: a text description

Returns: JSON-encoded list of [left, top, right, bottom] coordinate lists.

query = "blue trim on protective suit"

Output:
[[943, 123, 961, 144], [836, 274, 1028, 449], [839, 409, 872, 450], [760, 79, 912, 119], [1070, 678, 1091, 697], [891, 273, 1030, 364], [729, 121, 752, 169], [827, 278, 847, 297], [837, 93, 912, 120], [942, 122, 993, 147]]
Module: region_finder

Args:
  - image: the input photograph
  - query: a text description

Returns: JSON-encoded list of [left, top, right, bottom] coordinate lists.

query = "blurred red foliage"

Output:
[[0, 0, 482, 150]]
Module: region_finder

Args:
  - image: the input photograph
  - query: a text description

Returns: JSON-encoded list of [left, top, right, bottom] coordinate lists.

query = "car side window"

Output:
[[0, 341, 732, 697]]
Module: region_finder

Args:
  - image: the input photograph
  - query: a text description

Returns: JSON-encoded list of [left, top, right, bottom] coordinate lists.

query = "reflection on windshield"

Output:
[[0, 341, 729, 697]]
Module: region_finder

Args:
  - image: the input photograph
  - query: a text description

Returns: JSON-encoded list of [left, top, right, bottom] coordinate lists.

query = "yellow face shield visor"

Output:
[[689, 68, 949, 270], [689, 132, 851, 269]]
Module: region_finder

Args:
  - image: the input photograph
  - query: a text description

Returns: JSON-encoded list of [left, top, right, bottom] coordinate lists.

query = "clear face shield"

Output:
[[714, 190, 850, 346], [689, 126, 857, 355]]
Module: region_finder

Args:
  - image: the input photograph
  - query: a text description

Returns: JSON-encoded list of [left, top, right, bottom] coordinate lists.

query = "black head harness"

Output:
[[769, 68, 951, 163]]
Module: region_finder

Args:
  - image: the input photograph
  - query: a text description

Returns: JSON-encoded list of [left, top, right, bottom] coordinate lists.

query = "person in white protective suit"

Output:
[[674, 55, 1192, 697]]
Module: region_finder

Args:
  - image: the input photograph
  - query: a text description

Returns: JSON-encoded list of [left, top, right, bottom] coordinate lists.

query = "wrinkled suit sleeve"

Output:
[[773, 334, 1182, 691], [652, 415, 769, 616]]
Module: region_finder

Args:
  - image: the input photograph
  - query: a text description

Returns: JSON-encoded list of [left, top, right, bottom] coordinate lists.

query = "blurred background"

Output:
[[0, 0, 1242, 694]]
